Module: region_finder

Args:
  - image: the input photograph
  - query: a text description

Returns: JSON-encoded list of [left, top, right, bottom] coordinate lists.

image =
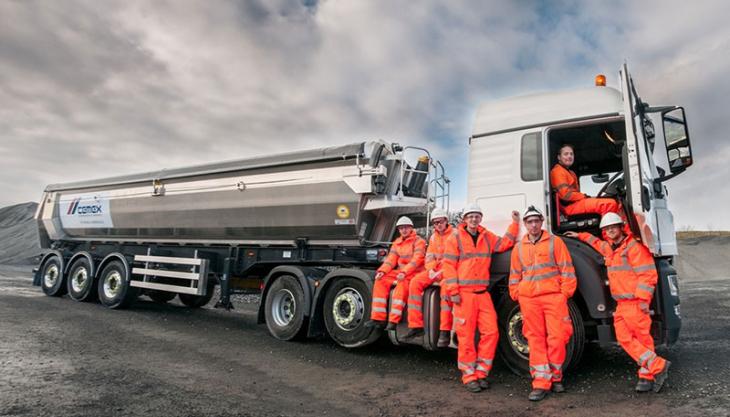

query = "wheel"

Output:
[[41, 255, 67, 297], [67, 257, 97, 302], [264, 275, 307, 341], [497, 295, 585, 376], [148, 290, 177, 303], [97, 260, 137, 309], [323, 277, 381, 348], [178, 281, 215, 308]]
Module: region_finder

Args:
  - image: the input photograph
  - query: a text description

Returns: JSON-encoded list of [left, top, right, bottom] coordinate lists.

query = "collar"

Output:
[[521, 229, 550, 244]]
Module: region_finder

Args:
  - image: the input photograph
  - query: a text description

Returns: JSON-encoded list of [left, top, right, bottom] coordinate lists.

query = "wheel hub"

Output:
[[71, 267, 88, 293], [103, 271, 122, 299], [507, 310, 530, 358], [43, 264, 59, 288], [332, 287, 364, 331], [271, 289, 296, 327]]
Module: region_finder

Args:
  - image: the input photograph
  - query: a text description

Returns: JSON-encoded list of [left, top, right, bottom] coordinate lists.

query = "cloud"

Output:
[[0, 0, 728, 229]]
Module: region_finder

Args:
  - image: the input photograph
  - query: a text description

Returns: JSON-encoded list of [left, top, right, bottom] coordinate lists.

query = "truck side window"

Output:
[[521, 132, 542, 181]]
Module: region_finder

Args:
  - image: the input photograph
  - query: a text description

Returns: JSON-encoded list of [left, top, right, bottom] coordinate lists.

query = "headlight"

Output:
[[667, 274, 679, 297], [674, 304, 681, 318]]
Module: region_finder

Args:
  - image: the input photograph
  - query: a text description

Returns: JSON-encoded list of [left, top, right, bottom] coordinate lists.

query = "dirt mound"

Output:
[[0, 202, 40, 265], [676, 235, 730, 282]]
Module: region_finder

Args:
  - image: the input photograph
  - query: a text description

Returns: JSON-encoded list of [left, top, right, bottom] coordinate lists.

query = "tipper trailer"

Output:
[[34, 64, 692, 374]]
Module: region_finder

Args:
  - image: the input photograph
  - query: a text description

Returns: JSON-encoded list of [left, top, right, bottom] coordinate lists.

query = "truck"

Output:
[[33, 63, 692, 374]]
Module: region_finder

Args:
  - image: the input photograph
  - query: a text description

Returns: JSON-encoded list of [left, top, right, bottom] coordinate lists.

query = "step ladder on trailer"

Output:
[[130, 250, 209, 296]]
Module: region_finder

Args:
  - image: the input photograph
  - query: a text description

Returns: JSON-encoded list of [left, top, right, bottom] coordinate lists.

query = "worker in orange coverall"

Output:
[[441, 203, 520, 393], [565, 212, 670, 393], [404, 208, 454, 347], [550, 143, 621, 217], [509, 206, 577, 401], [365, 216, 426, 331]]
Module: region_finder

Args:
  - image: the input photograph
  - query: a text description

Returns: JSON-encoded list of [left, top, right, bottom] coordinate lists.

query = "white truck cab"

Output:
[[464, 64, 690, 374]]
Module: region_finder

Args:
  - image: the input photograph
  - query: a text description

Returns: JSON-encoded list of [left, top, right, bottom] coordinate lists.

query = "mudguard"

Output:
[[34, 250, 65, 286], [65, 251, 96, 280]]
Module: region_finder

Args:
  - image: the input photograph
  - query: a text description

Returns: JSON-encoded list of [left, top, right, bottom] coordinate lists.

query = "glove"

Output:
[[450, 294, 462, 305]]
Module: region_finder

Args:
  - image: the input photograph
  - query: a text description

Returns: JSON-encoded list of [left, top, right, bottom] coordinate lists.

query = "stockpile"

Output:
[[0, 202, 40, 265]]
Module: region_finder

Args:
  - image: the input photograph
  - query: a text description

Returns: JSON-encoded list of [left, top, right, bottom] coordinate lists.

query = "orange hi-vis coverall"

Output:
[[550, 163, 620, 217], [442, 221, 519, 384], [370, 233, 426, 324], [577, 232, 667, 381], [408, 224, 454, 330], [509, 231, 577, 390]]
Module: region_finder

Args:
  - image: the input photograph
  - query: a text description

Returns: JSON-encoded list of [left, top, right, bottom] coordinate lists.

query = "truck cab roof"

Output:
[[471, 86, 623, 138]]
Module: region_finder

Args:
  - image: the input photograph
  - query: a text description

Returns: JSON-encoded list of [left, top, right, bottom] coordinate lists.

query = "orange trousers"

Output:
[[370, 270, 413, 324], [519, 293, 573, 390], [614, 301, 667, 380], [406, 271, 453, 330], [453, 291, 498, 384], [563, 197, 620, 217]]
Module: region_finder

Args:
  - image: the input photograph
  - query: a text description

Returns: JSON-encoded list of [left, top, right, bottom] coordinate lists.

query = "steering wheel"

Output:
[[597, 171, 624, 197]]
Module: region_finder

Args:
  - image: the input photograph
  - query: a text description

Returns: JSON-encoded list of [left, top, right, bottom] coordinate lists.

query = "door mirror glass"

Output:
[[591, 173, 609, 183], [663, 107, 692, 173]]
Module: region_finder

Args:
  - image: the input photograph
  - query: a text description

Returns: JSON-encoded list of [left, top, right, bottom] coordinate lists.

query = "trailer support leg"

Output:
[[215, 257, 234, 310]]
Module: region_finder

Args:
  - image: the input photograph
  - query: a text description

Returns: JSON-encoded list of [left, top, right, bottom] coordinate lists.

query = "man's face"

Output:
[[464, 213, 482, 229], [603, 224, 623, 241], [397, 225, 413, 238], [431, 217, 448, 234], [524, 216, 543, 236], [558, 146, 575, 167]]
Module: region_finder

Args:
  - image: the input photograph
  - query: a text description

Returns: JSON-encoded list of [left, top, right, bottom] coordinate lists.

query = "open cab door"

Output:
[[619, 63, 693, 256]]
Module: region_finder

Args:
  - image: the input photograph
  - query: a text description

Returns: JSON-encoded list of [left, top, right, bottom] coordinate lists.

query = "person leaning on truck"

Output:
[[564, 212, 671, 393], [550, 143, 622, 218], [441, 204, 520, 393], [365, 216, 427, 331], [404, 208, 454, 347], [509, 206, 576, 402]]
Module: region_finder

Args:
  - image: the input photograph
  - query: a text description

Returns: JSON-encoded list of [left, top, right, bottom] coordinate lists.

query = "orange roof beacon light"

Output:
[[595, 74, 607, 87]]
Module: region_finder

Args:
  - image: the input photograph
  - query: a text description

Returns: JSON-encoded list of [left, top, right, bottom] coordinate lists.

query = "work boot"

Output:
[[635, 378, 653, 393], [437, 331, 451, 348], [465, 381, 482, 393], [652, 361, 671, 393], [405, 327, 424, 339], [528, 389, 547, 401], [478, 378, 490, 390], [551, 382, 565, 393], [384, 321, 398, 331], [364, 320, 386, 329]]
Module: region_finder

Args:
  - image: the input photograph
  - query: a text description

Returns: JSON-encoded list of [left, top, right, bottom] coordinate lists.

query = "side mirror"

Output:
[[663, 107, 692, 173], [591, 173, 609, 183]]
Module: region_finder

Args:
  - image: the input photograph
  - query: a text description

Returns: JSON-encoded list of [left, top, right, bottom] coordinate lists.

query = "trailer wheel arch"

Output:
[[95, 252, 132, 282], [66, 251, 96, 281], [35, 250, 65, 287]]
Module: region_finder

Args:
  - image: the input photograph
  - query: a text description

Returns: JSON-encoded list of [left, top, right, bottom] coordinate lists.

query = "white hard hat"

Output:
[[599, 212, 623, 228], [430, 208, 448, 222], [522, 205, 544, 220], [462, 203, 483, 217], [396, 216, 414, 227]]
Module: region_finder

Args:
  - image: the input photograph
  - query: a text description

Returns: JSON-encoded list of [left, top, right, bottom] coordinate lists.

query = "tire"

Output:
[[97, 260, 137, 309], [323, 277, 381, 348], [264, 275, 307, 341], [67, 257, 97, 302], [148, 290, 177, 303], [178, 281, 215, 308], [497, 295, 585, 376], [41, 255, 67, 297]]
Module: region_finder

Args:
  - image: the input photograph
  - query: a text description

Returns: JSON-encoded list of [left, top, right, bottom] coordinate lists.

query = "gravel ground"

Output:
[[0, 263, 728, 417]]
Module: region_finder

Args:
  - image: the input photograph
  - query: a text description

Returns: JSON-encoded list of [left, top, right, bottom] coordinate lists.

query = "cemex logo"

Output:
[[67, 197, 103, 215]]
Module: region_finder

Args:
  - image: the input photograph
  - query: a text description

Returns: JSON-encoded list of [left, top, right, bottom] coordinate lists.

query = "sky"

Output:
[[1, 0, 728, 230]]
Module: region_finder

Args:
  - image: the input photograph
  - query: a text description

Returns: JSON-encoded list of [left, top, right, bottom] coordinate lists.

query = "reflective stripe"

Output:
[[613, 293, 635, 300], [639, 367, 651, 375], [564, 190, 574, 199], [523, 271, 560, 282], [476, 364, 490, 372], [562, 272, 577, 278], [508, 279, 520, 285], [458, 278, 490, 286], [530, 364, 550, 372], [549, 363, 563, 371], [633, 264, 656, 273], [533, 371, 552, 380], [455, 233, 464, 257], [460, 253, 491, 259], [372, 297, 388, 304], [637, 283, 655, 293], [638, 350, 654, 366], [523, 262, 556, 271], [510, 269, 521, 275], [441, 305, 451, 312], [549, 235, 555, 264], [608, 265, 633, 272], [409, 295, 421, 301], [557, 261, 573, 268], [444, 278, 458, 285], [646, 353, 658, 368], [458, 361, 476, 370], [504, 232, 516, 242], [383, 261, 395, 267], [399, 254, 412, 260], [477, 358, 493, 365], [425, 254, 436, 260], [554, 183, 570, 190], [392, 299, 405, 306], [390, 307, 402, 315], [407, 304, 420, 310], [442, 254, 459, 261], [372, 307, 388, 313]]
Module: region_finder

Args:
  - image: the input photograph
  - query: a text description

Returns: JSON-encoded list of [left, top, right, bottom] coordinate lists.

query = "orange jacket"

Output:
[[509, 231, 577, 300], [577, 232, 657, 302], [377, 232, 427, 276], [441, 221, 519, 296], [424, 224, 454, 272], [550, 163, 586, 204]]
